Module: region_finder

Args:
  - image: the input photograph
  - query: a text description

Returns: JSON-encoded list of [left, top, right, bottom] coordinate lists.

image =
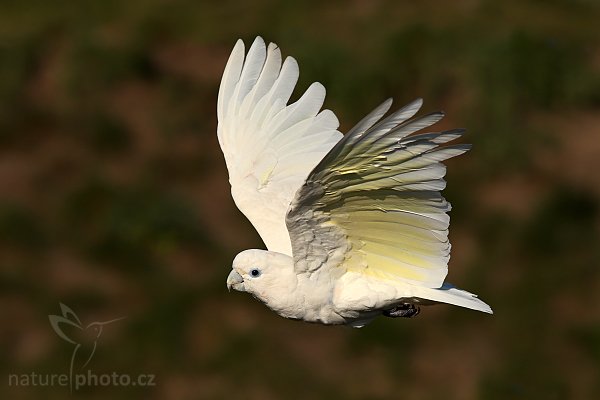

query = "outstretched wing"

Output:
[[286, 99, 467, 289], [218, 37, 342, 255]]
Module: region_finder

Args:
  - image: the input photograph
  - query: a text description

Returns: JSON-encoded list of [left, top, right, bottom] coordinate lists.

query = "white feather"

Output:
[[217, 37, 342, 255]]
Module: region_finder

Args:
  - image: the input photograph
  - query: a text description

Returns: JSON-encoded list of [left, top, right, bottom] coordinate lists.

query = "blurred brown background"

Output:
[[1, 0, 599, 399]]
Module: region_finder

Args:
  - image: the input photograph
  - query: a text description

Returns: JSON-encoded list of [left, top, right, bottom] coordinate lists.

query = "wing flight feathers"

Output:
[[287, 100, 468, 288], [217, 37, 342, 254]]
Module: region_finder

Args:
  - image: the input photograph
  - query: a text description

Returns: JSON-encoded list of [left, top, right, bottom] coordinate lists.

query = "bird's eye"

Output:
[[250, 268, 261, 277]]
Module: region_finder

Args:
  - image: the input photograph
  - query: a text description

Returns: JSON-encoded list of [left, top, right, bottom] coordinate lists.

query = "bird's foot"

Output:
[[383, 303, 420, 318]]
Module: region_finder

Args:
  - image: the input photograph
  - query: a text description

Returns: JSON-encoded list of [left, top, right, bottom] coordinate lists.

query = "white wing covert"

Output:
[[217, 37, 343, 255], [286, 99, 469, 289]]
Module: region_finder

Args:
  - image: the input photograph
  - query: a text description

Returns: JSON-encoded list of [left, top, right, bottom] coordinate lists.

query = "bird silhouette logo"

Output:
[[49, 303, 125, 391]]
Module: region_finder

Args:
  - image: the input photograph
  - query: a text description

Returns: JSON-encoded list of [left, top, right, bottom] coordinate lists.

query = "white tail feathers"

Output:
[[412, 283, 493, 314]]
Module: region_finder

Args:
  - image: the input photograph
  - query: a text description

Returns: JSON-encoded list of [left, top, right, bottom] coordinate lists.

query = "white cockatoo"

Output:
[[219, 37, 492, 327]]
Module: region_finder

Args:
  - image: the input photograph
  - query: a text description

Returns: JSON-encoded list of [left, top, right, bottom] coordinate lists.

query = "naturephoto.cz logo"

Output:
[[8, 303, 155, 392]]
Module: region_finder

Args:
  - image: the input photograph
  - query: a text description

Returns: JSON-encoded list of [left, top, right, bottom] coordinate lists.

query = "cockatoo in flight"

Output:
[[219, 37, 492, 327]]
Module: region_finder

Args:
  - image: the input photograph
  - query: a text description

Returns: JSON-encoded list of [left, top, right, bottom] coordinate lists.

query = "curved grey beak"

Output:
[[226, 270, 244, 292]]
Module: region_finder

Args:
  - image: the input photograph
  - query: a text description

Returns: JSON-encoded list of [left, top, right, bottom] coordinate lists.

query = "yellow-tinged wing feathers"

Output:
[[287, 99, 468, 288]]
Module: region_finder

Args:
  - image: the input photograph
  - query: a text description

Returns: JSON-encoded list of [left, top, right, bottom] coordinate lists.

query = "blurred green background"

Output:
[[1, 0, 599, 399]]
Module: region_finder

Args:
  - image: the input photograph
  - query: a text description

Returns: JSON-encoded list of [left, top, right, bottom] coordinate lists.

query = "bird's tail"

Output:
[[411, 283, 493, 314]]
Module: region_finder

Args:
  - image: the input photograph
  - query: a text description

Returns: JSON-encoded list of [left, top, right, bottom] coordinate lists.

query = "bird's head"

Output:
[[227, 249, 297, 304]]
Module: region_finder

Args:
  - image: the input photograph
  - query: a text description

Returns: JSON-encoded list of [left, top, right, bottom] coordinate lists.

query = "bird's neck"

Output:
[[262, 258, 338, 323]]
